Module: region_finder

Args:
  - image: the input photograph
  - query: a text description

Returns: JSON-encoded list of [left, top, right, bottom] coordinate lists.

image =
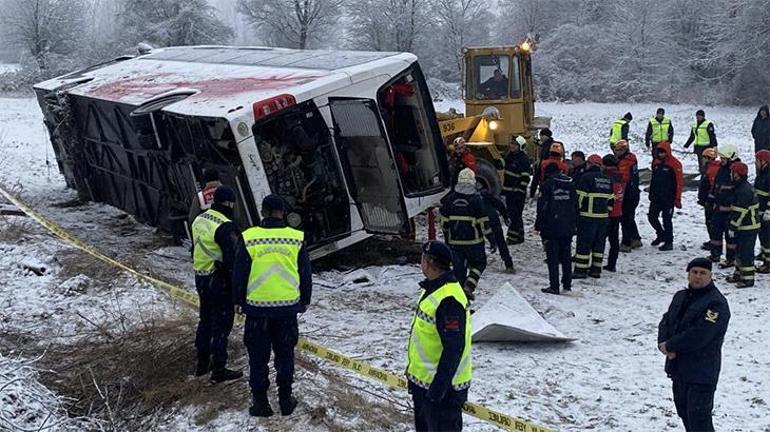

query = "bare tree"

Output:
[[347, 0, 430, 52], [0, 0, 88, 70], [432, 0, 492, 79], [238, 0, 344, 49]]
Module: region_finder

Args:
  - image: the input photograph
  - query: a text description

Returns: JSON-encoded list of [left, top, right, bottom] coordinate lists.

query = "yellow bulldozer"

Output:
[[437, 37, 551, 194]]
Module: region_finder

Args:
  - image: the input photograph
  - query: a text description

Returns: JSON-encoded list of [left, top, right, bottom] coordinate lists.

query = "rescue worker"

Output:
[[439, 168, 491, 300], [480, 187, 514, 272], [684, 109, 718, 174], [190, 185, 243, 382], [756, 150, 770, 273], [698, 148, 721, 250], [537, 128, 555, 161], [232, 194, 312, 417], [608, 112, 632, 148], [188, 168, 222, 234], [407, 240, 471, 432], [613, 140, 642, 252], [602, 154, 625, 272], [449, 137, 478, 189], [569, 151, 587, 183], [573, 154, 613, 279], [648, 142, 683, 251], [658, 258, 730, 432], [502, 135, 531, 245], [530, 142, 569, 199], [645, 108, 674, 151], [536, 162, 577, 294], [751, 105, 770, 153], [725, 162, 760, 288], [708, 145, 739, 266]]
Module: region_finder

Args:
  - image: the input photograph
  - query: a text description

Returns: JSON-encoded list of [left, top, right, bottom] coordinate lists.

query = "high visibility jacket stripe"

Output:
[[243, 226, 304, 307], [649, 117, 671, 143]]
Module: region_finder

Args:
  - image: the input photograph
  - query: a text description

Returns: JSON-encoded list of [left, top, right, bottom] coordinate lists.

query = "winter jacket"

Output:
[[439, 191, 491, 246], [531, 157, 570, 198], [755, 164, 770, 213], [569, 163, 588, 184], [575, 165, 614, 219], [538, 136, 555, 161], [658, 282, 730, 386], [616, 151, 640, 199], [698, 160, 721, 206], [450, 150, 478, 189], [502, 150, 531, 195], [535, 172, 577, 239], [751, 105, 770, 152], [684, 119, 718, 148], [650, 142, 683, 208], [730, 179, 760, 232], [480, 189, 507, 228], [713, 161, 737, 212], [605, 167, 626, 218]]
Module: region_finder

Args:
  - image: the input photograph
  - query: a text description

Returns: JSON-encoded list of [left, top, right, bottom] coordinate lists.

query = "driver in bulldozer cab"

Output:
[[480, 68, 508, 99]]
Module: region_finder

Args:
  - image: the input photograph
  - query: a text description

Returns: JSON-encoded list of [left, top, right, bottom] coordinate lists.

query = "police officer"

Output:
[[190, 185, 243, 382], [708, 145, 739, 266], [684, 109, 718, 174], [407, 240, 471, 432], [658, 258, 730, 432], [645, 108, 674, 151], [232, 194, 312, 417], [573, 155, 613, 279], [756, 150, 770, 273], [608, 112, 632, 148], [725, 162, 760, 288], [439, 168, 491, 300], [536, 162, 577, 294], [502, 135, 531, 245]]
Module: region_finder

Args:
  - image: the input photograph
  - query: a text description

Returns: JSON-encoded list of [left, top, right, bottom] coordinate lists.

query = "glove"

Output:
[[426, 382, 448, 404], [763, 210, 770, 222]]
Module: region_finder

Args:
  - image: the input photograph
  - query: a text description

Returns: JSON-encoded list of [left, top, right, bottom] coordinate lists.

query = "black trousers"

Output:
[[760, 221, 770, 262], [490, 223, 513, 268], [710, 212, 736, 260], [412, 386, 464, 432], [672, 380, 715, 432], [504, 192, 526, 243], [607, 217, 621, 268], [735, 230, 758, 284], [194, 274, 235, 369], [244, 315, 299, 394], [574, 218, 608, 273], [544, 235, 572, 290], [620, 192, 641, 245], [450, 244, 487, 291], [648, 202, 674, 244]]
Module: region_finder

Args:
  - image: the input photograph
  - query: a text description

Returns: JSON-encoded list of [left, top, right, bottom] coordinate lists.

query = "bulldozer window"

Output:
[[471, 55, 522, 100]]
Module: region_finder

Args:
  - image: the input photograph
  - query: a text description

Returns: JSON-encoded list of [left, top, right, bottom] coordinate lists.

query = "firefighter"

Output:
[[645, 108, 674, 151], [407, 240, 472, 432], [569, 151, 587, 183], [573, 154, 613, 279], [448, 137, 478, 189], [648, 142, 683, 251], [658, 258, 730, 432], [708, 145, 739, 266], [613, 140, 642, 252], [698, 148, 721, 251], [684, 109, 718, 174], [609, 112, 632, 148], [725, 162, 760, 288], [536, 162, 577, 294], [756, 150, 770, 273], [480, 187, 514, 272], [502, 135, 531, 246], [232, 194, 312, 417], [530, 142, 570, 199], [188, 168, 222, 234], [602, 154, 625, 272], [190, 185, 243, 382], [537, 128, 555, 161], [439, 168, 491, 300]]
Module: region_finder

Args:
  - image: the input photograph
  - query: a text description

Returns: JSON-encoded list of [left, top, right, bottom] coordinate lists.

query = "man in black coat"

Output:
[[658, 258, 730, 432], [536, 163, 577, 294], [502, 136, 531, 246], [751, 105, 770, 153]]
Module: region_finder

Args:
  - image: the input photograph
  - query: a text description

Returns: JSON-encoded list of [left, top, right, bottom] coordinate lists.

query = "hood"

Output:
[[656, 141, 673, 157], [757, 105, 769, 120], [455, 182, 477, 195]]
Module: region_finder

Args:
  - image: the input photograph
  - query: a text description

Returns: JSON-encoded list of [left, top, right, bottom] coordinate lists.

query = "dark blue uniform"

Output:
[[710, 163, 737, 262], [439, 191, 491, 295], [480, 190, 513, 269], [756, 163, 770, 270], [648, 159, 678, 245], [535, 171, 577, 292], [658, 282, 730, 432], [729, 178, 760, 286], [502, 150, 531, 244], [573, 165, 613, 278]]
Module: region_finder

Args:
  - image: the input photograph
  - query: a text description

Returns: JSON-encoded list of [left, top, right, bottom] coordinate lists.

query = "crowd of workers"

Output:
[[184, 105, 769, 432]]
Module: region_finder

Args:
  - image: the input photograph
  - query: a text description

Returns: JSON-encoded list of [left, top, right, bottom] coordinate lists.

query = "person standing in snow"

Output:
[[232, 194, 312, 417], [502, 135, 531, 246], [658, 258, 730, 432], [724, 162, 760, 288], [573, 154, 613, 279], [530, 141, 569, 199], [601, 154, 625, 272], [613, 140, 642, 252], [645, 108, 674, 152], [536, 162, 577, 295], [648, 142, 683, 251], [755, 150, 770, 273], [608, 112, 632, 149], [698, 148, 721, 251], [684, 109, 718, 174], [407, 240, 471, 432], [707, 145, 740, 266], [480, 187, 514, 272], [751, 105, 770, 153]]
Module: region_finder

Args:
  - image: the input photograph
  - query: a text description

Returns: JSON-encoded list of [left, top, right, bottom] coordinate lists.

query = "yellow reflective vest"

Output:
[[191, 209, 230, 275], [649, 116, 671, 143], [242, 226, 304, 307], [609, 119, 628, 144], [691, 120, 713, 146]]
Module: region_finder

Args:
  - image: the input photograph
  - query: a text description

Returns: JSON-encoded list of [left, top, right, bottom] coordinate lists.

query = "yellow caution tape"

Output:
[[0, 186, 554, 432]]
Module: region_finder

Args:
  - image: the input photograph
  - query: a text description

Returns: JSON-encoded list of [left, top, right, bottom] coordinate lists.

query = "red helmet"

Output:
[[756, 149, 770, 163], [587, 154, 603, 165], [730, 161, 749, 177]]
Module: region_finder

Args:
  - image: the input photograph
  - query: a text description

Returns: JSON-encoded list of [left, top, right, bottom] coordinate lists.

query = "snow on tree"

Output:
[[427, 0, 494, 81], [346, 0, 430, 53], [237, 0, 344, 49]]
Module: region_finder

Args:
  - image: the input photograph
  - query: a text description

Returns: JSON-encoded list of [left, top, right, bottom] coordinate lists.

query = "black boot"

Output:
[[651, 237, 663, 246], [210, 367, 243, 383], [278, 387, 298, 416], [572, 269, 588, 279], [602, 265, 616, 272], [588, 268, 601, 278], [658, 243, 673, 251], [194, 354, 211, 377], [249, 393, 274, 417], [541, 287, 560, 295]]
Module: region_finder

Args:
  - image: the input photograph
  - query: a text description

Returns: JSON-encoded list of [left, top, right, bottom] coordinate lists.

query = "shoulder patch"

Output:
[[705, 309, 719, 323]]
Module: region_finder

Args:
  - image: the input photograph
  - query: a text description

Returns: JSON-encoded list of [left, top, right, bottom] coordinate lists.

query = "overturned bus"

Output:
[[33, 46, 450, 258]]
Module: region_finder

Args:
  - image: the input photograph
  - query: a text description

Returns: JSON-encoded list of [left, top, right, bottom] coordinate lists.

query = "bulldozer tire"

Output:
[[476, 158, 501, 196]]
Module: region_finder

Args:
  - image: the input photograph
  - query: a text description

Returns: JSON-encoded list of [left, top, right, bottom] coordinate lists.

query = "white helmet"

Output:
[[515, 135, 527, 148], [453, 137, 467, 147], [717, 144, 738, 161]]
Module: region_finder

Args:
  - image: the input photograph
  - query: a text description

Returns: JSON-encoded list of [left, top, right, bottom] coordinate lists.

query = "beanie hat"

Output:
[[213, 185, 236, 204], [687, 257, 712, 272], [422, 240, 453, 268], [540, 128, 553, 138], [602, 154, 618, 167], [656, 107, 665, 114], [696, 109, 705, 117], [261, 194, 286, 212], [455, 168, 477, 194], [623, 112, 633, 121]]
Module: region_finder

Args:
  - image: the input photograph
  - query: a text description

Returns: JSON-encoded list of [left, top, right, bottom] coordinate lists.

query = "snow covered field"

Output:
[[1, 95, 769, 431], [0, 63, 20, 74]]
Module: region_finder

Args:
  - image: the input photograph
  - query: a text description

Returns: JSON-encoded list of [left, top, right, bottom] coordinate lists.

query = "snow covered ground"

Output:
[[0, 63, 20, 74], [1, 95, 769, 431]]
